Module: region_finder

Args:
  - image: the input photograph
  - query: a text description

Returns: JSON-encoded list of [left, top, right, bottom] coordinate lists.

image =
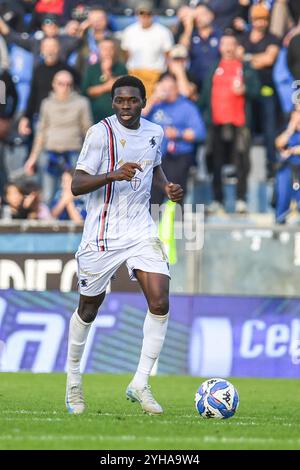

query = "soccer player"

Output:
[[66, 75, 183, 415]]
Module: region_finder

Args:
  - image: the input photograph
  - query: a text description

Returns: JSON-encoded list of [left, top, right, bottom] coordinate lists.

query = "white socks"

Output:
[[66, 308, 169, 390], [67, 309, 92, 386], [131, 309, 169, 390]]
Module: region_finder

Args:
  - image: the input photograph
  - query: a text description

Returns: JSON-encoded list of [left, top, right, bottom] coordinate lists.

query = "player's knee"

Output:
[[78, 292, 105, 323], [149, 298, 169, 316], [78, 303, 98, 323]]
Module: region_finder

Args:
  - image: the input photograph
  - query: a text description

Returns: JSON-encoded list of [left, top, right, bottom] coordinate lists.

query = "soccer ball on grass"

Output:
[[195, 378, 239, 419]]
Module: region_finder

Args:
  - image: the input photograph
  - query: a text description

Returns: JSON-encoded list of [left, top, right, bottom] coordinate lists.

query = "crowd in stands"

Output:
[[0, 0, 300, 223]]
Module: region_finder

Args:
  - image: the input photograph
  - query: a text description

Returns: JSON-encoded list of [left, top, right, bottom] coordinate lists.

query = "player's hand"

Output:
[[111, 162, 143, 182], [165, 182, 183, 202]]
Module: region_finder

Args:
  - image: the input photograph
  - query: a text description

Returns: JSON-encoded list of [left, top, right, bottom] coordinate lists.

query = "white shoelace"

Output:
[[141, 385, 157, 404], [69, 385, 84, 405]]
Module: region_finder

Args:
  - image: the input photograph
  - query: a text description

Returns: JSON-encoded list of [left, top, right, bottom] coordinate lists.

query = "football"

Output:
[[195, 378, 239, 419]]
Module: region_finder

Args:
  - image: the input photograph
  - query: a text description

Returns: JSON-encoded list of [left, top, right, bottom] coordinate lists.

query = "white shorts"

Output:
[[75, 238, 170, 296]]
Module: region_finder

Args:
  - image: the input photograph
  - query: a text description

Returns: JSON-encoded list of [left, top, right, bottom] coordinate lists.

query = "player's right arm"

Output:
[[72, 164, 143, 196], [72, 125, 142, 196]]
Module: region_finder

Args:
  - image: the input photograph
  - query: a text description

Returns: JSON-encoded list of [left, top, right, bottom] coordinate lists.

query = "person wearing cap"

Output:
[[0, 13, 81, 67], [238, 3, 281, 177], [178, 2, 222, 92], [121, 1, 174, 98], [167, 44, 198, 100]]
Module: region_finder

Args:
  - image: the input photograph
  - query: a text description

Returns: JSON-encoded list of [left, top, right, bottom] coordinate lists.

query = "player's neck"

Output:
[[117, 117, 141, 131]]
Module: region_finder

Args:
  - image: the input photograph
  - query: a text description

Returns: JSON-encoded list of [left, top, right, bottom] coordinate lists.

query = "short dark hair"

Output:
[[222, 28, 237, 39], [111, 75, 146, 100]]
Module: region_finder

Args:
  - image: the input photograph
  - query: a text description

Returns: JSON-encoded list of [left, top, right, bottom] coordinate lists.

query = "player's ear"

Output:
[[142, 98, 147, 109]]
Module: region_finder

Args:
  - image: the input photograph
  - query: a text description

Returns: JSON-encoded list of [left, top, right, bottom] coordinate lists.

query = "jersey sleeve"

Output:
[[75, 124, 106, 175], [154, 127, 164, 167]]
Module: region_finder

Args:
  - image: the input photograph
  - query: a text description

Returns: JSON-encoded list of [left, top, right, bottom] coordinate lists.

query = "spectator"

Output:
[[274, 104, 300, 223], [146, 72, 206, 204], [173, 5, 194, 43], [76, 6, 112, 72], [0, 64, 18, 199], [18, 37, 79, 139], [167, 44, 198, 100], [51, 170, 85, 222], [121, 1, 174, 97], [20, 180, 52, 220], [238, 3, 281, 176], [2, 182, 29, 219], [179, 3, 222, 91], [82, 37, 127, 123], [24, 70, 92, 203], [201, 33, 261, 214], [0, 13, 82, 67], [194, 0, 241, 32]]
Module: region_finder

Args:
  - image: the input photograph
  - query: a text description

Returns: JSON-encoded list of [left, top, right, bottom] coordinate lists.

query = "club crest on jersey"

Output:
[[130, 176, 141, 191], [149, 136, 156, 148]]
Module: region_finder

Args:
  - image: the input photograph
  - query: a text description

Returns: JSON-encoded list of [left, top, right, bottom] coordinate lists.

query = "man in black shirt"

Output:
[[238, 3, 280, 174], [18, 37, 79, 138]]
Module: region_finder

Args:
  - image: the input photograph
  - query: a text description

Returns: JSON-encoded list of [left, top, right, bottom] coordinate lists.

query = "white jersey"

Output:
[[76, 114, 164, 251]]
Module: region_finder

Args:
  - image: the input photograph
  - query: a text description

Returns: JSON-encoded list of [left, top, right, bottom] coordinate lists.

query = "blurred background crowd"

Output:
[[1, 0, 300, 224]]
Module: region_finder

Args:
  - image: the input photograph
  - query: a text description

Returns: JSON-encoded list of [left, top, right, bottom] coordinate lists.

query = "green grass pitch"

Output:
[[1, 373, 300, 450]]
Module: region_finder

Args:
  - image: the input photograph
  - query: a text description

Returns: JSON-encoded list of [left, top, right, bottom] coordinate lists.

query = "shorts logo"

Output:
[[80, 279, 88, 287], [130, 176, 141, 191]]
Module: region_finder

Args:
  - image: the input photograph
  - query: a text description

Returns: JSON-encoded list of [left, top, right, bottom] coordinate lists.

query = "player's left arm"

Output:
[[153, 165, 183, 202]]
